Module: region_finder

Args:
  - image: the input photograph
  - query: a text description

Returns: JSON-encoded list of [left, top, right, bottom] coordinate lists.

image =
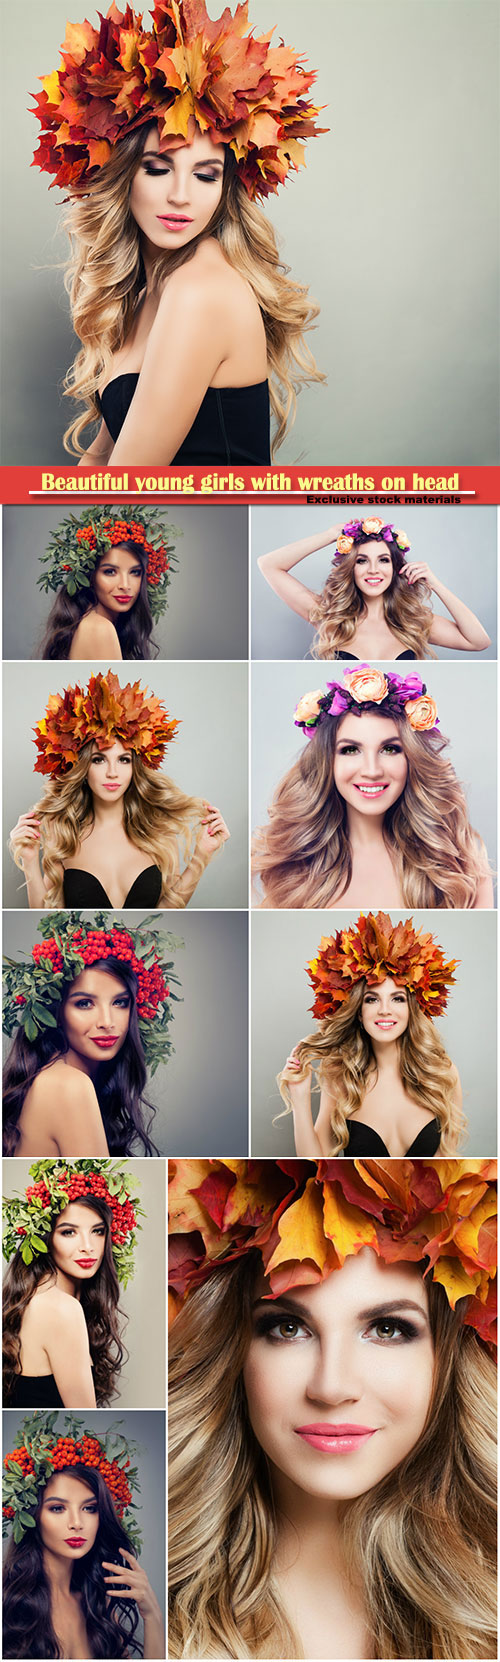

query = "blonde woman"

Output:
[[278, 911, 465, 1158], [251, 666, 493, 909], [257, 518, 491, 659], [33, 1, 326, 466], [168, 1158, 497, 1660], [8, 671, 229, 909]]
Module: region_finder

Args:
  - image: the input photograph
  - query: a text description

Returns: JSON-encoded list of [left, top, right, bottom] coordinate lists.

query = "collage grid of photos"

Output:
[[1, 1, 498, 1660]]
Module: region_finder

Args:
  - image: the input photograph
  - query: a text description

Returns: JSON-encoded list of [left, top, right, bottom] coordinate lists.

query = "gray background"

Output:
[[251, 659, 497, 898], [2, 1408, 166, 1643], [1, 0, 499, 463], [3, 1158, 166, 1407], [251, 506, 498, 660], [2, 659, 248, 909], [2, 909, 249, 1157], [251, 908, 497, 1157], [2, 504, 249, 660]]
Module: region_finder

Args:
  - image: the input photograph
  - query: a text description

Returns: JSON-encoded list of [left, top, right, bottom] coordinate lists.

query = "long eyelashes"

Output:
[[142, 162, 221, 183], [253, 1311, 420, 1345], [337, 744, 403, 757]]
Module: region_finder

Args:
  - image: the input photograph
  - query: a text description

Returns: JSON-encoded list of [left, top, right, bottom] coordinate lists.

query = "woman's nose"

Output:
[[305, 1336, 363, 1406], [361, 749, 384, 777], [166, 169, 190, 205]]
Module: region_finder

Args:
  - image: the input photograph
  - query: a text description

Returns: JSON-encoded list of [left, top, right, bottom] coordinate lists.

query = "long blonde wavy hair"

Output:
[[11, 745, 204, 908], [61, 125, 324, 458], [276, 981, 466, 1153], [251, 707, 491, 908], [309, 537, 434, 659], [168, 1257, 497, 1659]]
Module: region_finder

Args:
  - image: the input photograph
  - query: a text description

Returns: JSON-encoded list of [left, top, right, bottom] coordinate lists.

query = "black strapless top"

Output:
[[336, 650, 417, 661], [63, 866, 162, 907], [345, 1118, 440, 1157], [98, 373, 271, 464], [10, 1373, 64, 1408]]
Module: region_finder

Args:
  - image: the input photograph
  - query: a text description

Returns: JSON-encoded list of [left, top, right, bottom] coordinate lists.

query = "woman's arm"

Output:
[[77, 417, 114, 468], [473, 871, 494, 908], [104, 1551, 165, 1659], [44, 1296, 96, 1408], [8, 813, 47, 908], [107, 257, 234, 467], [281, 1049, 325, 1157], [444, 1066, 464, 1154], [51, 1074, 111, 1156], [166, 806, 230, 907], [404, 563, 492, 651], [257, 523, 344, 622]]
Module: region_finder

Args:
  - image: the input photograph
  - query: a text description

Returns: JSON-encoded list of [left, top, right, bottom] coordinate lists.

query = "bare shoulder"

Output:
[[71, 612, 121, 658], [32, 1287, 88, 1333], [159, 238, 259, 322], [29, 1063, 98, 1106]]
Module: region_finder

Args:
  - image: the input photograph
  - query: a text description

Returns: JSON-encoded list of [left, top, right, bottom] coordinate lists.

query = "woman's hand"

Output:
[[196, 803, 230, 861], [9, 812, 41, 867], [282, 1046, 312, 1103], [402, 560, 436, 588], [103, 1550, 162, 1622]]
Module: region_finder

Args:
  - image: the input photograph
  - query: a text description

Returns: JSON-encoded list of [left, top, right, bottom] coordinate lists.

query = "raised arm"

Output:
[[43, 1295, 96, 1408], [8, 812, 48, 908], [107, 253, 232, 467], [257, 523, 344, 622], [404, 562, 492, 651], [280, 1048, 330, 1157]]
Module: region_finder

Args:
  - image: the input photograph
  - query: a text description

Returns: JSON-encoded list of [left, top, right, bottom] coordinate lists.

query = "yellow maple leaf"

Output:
[[266, 1178, 330, 1276], [432, 1256, 482, 1308], [323, 1184, 377, 1264]]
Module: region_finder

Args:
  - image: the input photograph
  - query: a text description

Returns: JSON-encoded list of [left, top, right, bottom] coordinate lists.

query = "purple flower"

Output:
[[327, 689, 349, 717], [397, 675, 424, 701], [343, 519, 362, 537], [381, 525, 394, 541]]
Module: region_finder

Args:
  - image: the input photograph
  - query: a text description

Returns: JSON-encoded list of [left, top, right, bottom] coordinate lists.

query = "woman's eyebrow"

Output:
[[252, 1294, 428, 1322], [143, 147, 223, 167]]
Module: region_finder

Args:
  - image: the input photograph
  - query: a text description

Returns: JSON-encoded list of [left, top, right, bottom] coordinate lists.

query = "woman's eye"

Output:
[[381, 744, 402, 754], [366, 1317, 418, 1343], [194, 171, 220, 183], [337, 744, 359, 755], [266, 1317, 310, 1342], [114, 997, 130, 1008], [73, 998, 93, 1009]]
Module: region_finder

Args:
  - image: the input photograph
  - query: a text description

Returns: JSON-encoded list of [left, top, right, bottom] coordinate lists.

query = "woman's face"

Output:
[[360, 975, 410, 1043], [353, 540, 394, 597], [243, 1248, 434, 1505], [39, 1471, 99, 1561], [93, 545, 143, 617], [130, 126, 225, 252], [87, 739, 133, 801], [334, 711, 408, 813], [62, 964, 131, 1065], [51, 1200, 107, 1282]]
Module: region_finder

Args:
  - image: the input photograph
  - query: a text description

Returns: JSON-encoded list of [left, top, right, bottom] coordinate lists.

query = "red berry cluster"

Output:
[[32, 939, 64, 973], [25, 1170, 136, 1247], [74, 519, 168, 589], [47, 1435, 132, 1515], [15, 993, 26, 1004], [70, 926, 168, 1017], [147, 544, 169, 586], [4, 1447, 35, 1477]]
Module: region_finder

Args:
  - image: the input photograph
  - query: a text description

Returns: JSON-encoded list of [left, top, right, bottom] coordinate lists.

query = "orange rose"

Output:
[[362, 517, 384, 535], [405, 695, 437, 730], [295, 689, 324, 725], [345, 667, 389, 705], [336, 534, 354, 555], [395, 529, 410, 550]]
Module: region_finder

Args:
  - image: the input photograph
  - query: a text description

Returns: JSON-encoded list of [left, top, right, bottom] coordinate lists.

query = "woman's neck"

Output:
[[38, 1266, 79, 1299], [271, 1467, 345, 1570], [345, 805, 387, 846], [42, 1547, 74, 1597], [369, 1036, 401, 1074], [89, 794, 127, 829]]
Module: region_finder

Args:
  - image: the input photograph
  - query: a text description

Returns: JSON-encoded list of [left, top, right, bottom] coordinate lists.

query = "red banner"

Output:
[[0, 465, 499, 505]]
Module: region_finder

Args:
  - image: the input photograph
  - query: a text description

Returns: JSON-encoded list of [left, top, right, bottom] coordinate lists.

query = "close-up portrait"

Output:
[[168, 1156, 497, 1659]]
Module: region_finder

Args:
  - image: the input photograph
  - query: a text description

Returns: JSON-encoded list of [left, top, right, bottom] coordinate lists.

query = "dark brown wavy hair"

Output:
[[2, 1194, 125, 1405], [252, 706, 490, 908], [309, 535, 434, 659]]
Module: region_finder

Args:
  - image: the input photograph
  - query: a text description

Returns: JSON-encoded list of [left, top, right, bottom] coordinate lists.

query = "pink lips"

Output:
[[65, 1537, 87, 1547], [157, 214, 193, 227], [91, 1036, 119, 1048], [295, 1422, 376, 1453]]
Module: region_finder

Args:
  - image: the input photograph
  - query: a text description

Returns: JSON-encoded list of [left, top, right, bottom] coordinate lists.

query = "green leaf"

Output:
[[23, 1016, 38, 1041], [31, 1002, 58, 1026], [30, 1237, 48, 1253]]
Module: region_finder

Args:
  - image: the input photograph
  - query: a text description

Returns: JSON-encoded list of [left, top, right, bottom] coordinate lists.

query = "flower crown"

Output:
[[335, 518, 410, 558], [33, 668, 179, 776], [168, 1158, 497, 1351], [3, 1160, 143, 1286], [3, 1413, 142, 1549], [307, 910, 458, 1022], [32, 0, 326, 201], [294, 665, 438, 736], [3, 910, 183, 1073], [37, 506, 181, 624]]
